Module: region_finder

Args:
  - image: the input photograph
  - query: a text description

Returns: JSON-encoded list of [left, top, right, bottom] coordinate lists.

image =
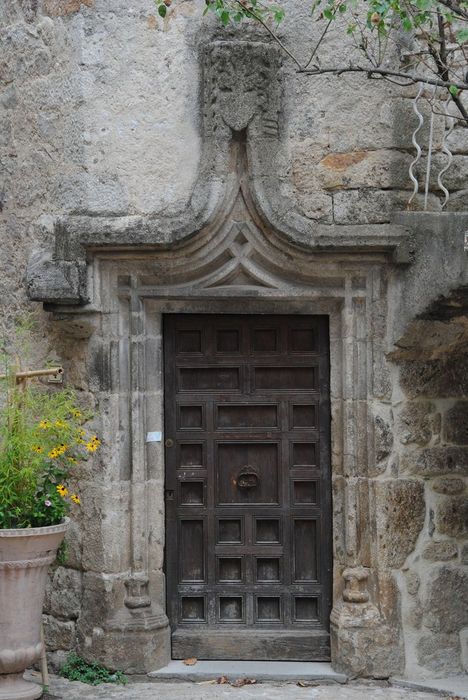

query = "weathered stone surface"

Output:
[[40, 675, 452, 699], [434, 495, 468, 537], [461, 543, 468, 564], [404, 571, 420, 596], [399, 359, 468, 399], [43, 615, 76, 651], [324, 150, 411, 191], [400, 446, 468, 476], [334, 189, 440, 225], [445, 401, 468, 444], [431, 477, 466, 495], [396, 402, 435, 446], [47, 567, 82, 620], [416, 633, 462, 674], [331, 602, 404, 678], [447, 127, 468, 154], [41, 0, 93, 17], [423, 565, 468, 633], [374, 480, 425, 568], [461, 628, 468, 673], [422, 540, 458, 561], [375, 415, 393, 463]]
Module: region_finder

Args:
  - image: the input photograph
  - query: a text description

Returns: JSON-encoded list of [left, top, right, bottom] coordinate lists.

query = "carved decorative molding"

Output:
[[26, 40, 411, 308]]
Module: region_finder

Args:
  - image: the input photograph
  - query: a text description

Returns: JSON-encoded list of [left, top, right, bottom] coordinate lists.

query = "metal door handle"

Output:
[[236, 465, 259, 489]]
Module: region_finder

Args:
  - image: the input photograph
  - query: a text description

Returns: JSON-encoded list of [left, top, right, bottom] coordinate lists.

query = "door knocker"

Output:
[[236, 465, 260, 489]]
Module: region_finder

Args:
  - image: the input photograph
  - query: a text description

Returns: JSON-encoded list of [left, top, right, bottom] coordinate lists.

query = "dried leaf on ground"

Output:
[[183, 658, 197, 666], [217, 676, 230, 684], [231, 678, 257, 687]]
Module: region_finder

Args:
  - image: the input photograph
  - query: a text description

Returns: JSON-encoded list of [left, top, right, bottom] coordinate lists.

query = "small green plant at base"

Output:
[[59, 653, 127, 686]]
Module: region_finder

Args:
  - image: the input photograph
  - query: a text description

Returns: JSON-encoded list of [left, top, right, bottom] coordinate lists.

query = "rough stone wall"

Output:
[[1, 0, 468, 678], [391, 354, 468, 677]]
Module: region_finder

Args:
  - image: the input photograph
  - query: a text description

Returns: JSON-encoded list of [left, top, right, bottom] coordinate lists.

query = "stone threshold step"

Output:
[[391, 675, 468, 699], [148, 660, 347, 683]]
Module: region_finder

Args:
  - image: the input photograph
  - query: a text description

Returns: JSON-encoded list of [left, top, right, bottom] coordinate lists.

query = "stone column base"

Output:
[[330, 600, 403, 679], [78, 609, 170, 674]]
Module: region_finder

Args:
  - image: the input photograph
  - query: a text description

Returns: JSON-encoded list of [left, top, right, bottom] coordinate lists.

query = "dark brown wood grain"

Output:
[[164, 315, 332, 660]]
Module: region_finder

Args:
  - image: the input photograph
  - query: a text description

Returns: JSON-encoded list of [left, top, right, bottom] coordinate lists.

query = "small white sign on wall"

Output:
[[146, 431, 162, 443]]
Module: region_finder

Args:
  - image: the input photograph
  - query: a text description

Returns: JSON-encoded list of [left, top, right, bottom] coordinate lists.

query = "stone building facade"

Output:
[[1, 0, 468, 681]]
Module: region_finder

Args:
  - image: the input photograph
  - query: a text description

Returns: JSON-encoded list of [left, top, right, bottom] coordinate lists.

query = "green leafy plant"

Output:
[[59, 653, 127, 686], [0, 318, 101, 529], [0, 378, 100, 529]]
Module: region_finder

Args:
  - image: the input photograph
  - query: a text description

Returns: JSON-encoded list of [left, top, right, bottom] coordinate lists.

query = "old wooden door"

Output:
[[164, 315, 331, 660]]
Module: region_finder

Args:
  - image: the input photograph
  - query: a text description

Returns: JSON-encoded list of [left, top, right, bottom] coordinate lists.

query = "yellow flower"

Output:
[[55, 420, 66, 428], [71, 494, 81, 504], [86, 441, 99, 452], [32, 445, 44, 454], [56, 484, 68, 497], [72, 410, 82, 418], [48, 449, 58, 459], [68, 457, 77, 464], [39, 420, 51, 430], [78, 430, 86, 437]]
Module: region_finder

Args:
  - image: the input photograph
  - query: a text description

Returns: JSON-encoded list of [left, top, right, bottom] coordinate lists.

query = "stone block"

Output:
[[374, 480, 425, 568], [404, 570, 420, 596], [26, 251, 84, 304], [42, 614, 76, 651], [46, 650, 69, 674], [49, 567, 82, 620], [423, 565, 468, 633], [444, 155, 468, 191], [432, 477, 466, 495], [461, 543, 468, 564], [422, 540, 458, 561], [334, 189, 440, 225], [317, 150, 412, 191], [396, 401, 435, 446], [330, 601, 404, 678], [374, 415, 393, 463], [400, 446, 468, 477], [461, 628, 468, 673], [434, 495, 468, 537], [416, 633, 462, 674], [399, 359, 468, 399], [445, 401, 468, 444], [447, 127, 468, 154], [296, 190, 333, 223]]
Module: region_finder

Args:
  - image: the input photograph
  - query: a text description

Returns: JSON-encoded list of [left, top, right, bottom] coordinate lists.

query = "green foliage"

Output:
[[59, 653, 127, 686], [0, 320, 101, 529]]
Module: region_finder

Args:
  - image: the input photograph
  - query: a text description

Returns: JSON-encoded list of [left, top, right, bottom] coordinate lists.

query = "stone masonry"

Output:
[[1, 0, 467, 683]]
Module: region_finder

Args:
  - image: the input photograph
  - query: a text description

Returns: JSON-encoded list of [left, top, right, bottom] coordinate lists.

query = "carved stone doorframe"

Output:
[[60, 173, 400, 673]]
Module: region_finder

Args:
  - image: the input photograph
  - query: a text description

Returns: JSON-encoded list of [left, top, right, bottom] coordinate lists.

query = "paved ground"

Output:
[[36, 675, 456, 700]]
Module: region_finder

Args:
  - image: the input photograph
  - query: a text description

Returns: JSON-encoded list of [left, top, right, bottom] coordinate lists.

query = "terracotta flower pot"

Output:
[[0, 519, 69, 700]]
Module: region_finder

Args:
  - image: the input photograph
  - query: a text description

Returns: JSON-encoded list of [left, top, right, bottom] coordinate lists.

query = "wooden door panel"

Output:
[[216, 442, 279, 505], [164, 315, 331, 661]]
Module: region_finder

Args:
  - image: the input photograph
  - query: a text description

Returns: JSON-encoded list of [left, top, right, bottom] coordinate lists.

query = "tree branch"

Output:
[[299, 65, 468, 91], [233, 0, 303, 69], [435, 0, 468, 20]]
